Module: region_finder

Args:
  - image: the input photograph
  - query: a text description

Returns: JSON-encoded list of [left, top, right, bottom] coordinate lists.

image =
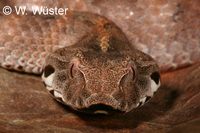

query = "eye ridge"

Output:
[[44, 65, 55, 78]]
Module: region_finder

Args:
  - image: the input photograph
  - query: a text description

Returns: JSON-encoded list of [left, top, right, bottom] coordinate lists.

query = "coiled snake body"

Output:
[[0, 0, 199, 114]]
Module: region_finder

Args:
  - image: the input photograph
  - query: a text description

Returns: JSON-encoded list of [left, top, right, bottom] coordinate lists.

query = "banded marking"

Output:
[[92, 17, 110, 52]]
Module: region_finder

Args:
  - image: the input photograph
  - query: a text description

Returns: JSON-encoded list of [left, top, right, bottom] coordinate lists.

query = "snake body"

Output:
[[0, 0, 199, 114]]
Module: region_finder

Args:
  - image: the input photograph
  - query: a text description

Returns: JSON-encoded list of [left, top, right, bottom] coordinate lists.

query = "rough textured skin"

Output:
[[41, 12, 160, 113], [0, 62, 200, 132], [0, 0, 199, 114], [0, 0, 199, 132], [2, 0, 199, 71], [0, 10, 87, 74], [0, 1, 162, 113]]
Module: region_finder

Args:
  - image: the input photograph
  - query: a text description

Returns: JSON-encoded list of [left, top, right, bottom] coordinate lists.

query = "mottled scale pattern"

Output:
[[0, 11, 91, 73], [67, 0, 200, 71], [0, 0, 199, 73], [0, 0, 199, 114]]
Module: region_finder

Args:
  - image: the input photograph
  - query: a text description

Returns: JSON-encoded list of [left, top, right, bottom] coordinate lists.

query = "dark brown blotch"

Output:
[[17, 65, 23, 70], [5, 65, 11, 68], [49, 90, 54, 96], [44, 65, 55, 77], [150, 72, 160, 85], [89, 44, 101, 52], [57, 97, 64, 103], [138, 102, 143, 107], [145, 96, 151, 103]]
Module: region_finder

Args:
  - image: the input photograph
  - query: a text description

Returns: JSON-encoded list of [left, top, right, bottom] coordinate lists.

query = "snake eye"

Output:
[[70, 63, 75, 78], [69, 58, 80, 78], [44, 65, 55, 77], [130, 65, 136, 80]]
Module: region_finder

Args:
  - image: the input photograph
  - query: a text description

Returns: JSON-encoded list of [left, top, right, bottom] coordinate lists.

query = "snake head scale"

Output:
[[42, 13, 161, 114]]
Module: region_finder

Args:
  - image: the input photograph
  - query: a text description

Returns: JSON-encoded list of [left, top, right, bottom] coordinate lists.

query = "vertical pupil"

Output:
[[131, 66, 136, 80], [70, 63, 74, 78]]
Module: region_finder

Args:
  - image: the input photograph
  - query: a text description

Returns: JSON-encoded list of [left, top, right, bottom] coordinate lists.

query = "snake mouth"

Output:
[[77, 104, 125, 115]]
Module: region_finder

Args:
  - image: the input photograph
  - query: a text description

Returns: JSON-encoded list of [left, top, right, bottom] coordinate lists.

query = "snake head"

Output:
[[41, 41, 161, 114], [40, 12, 161, 114]]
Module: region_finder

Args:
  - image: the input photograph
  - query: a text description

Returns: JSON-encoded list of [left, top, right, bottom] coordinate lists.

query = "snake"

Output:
[[0, 0, 199, 114]]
